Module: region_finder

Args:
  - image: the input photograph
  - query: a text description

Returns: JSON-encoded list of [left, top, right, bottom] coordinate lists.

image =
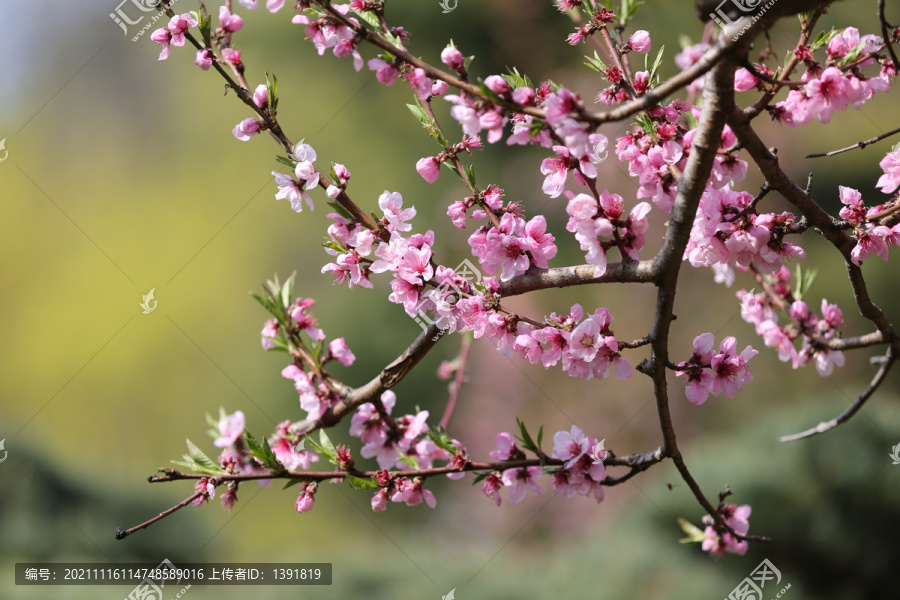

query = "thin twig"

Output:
[[115, 491, 203, 540], [440, 333, 471, 430], [806, 126, 900, 158], [780, 348, 896, 441]]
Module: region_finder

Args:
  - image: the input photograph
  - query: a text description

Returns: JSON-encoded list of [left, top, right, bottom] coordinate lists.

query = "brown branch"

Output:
[[313, 0, 731, 127], [879, 0, 900, 72], [806, 126, 900, 158], [440, 333, 471, 430], [645, 50, 743, 536], [498, 261, 655, 297], [780, 347, 896, 441], [115, 491, 203, 540]]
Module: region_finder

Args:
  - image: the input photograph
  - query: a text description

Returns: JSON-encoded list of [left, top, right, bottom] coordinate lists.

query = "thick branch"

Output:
[[499, 261, 655, 297]]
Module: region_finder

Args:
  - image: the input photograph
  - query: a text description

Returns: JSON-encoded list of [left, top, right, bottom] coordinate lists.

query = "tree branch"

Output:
[[780, 347, 896, 441]]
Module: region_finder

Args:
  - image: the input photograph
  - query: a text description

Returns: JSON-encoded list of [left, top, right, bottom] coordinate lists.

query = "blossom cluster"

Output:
[[676, 333, 758, 406], [737, 268, 847, 376]]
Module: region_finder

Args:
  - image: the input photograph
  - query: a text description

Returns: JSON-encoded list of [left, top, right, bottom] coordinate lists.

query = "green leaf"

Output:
[[280, 272, 295, 309], [584, 51, 608, 74], [198, 9, 212, 48], [406, 102, 431, 128], [426, 427, 459, 455], [397, 453, 420, 470], [346, 475, 379, 491], [463, 54, 476, 70], [647, 45, 665, 84], [306, 430, 339, 465], [471, 472, 490, 485], [515, 418, 540, 454], [502, 67, 533, 89], [282, 478, 306, 491], [244, 430, 280, 469], [275, 155, 296, 169], [809, 28, 837, 52], [186, 439, 220, 472], [677, 516, 707, 544], [536, 425, 543, 450], [326, 201, 355, 221], [265, 72, 279, 112], [355, 9, 380, 30]]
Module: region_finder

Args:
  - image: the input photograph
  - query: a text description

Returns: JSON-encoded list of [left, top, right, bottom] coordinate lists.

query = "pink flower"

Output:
[[489, 432, 521, 461], [629, 30, 651, 54], [272, 171, 314, 212], [416, 156, 441, 183], [295, 482, 316, 513], [328, 338, 356, 366], [219, 6, 244, 32], [379, 190, 416, 233], [734, 68, 758, 92], [482, 473, 503, 506], [709, 337, 758, 399], [501, 467, 542, 504], [213, 410, 245, 448], [441, 45, 464, 70], [371, 489, 389, 512], [194, 49, 214, 71], [702, 504, 752, 556], [261, 318, 279, 349], [367, 58, 400, 86], [391, 477, 436, 508], [876, 149, 900, 194], [552, 426, 589, 468], [233, 118, 261, 141], [220, 484, 238, 510], [150, 28, 173, 60], [167, 13, 197, 45]]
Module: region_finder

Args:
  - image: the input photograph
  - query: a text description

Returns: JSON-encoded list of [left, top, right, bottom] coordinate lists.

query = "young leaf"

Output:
[[346, 475, 379, 491], [677, 516, 707, 544], [515, 418, 540, 454], [397, 453, 420, 470], [282, 478, 307, 491], [426, 427, 459, 455]]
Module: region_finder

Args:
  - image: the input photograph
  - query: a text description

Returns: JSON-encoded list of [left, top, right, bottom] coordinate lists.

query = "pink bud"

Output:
[[232, 118, 261, 141], [441, 45, 464, 70], [484, 75, 511, 95], [416, 157, 441, 183], [629, 30, 651, 54], [253, 84, 269, 108], [511, 87, 535, 105], [432, 80, 449, 96]]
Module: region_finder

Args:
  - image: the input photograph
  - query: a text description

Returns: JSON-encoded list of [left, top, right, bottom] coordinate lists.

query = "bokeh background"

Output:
[[2, 0, 900, 598]]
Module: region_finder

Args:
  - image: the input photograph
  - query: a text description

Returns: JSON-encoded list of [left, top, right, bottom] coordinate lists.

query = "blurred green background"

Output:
[[2, 0, 899, 598]]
